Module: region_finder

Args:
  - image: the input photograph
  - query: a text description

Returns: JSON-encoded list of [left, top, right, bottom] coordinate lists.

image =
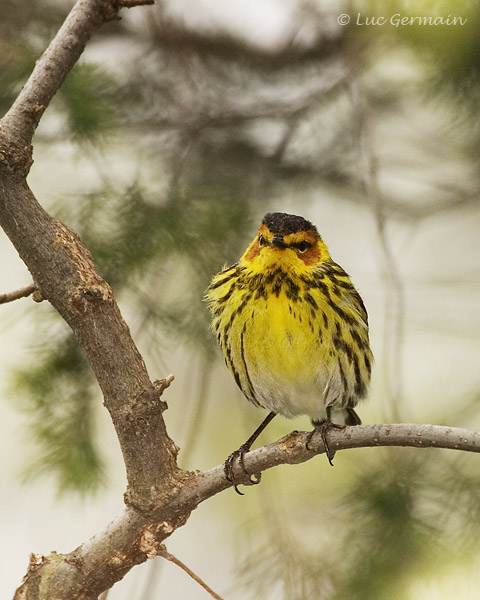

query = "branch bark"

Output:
[[178, 422, 480, 504], [2, 2, 480, 600], [12, 423, 480, 599]]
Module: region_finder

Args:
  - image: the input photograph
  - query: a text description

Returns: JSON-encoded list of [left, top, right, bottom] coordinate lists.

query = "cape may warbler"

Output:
[[206, 212, 373, 492]]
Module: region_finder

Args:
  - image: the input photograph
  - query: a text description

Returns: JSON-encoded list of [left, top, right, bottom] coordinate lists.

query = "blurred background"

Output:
[[1, 0, 480, 598]]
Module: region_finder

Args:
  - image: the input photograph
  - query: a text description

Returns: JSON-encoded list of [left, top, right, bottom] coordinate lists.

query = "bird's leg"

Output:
[[224, 411, 277, 495], [345, 407, 362, 426], [307, 406, 348, 466]]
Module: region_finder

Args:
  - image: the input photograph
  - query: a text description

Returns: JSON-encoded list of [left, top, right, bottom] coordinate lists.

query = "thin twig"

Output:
[[0, 283, 36, 304], [159, 545, 224, 600]]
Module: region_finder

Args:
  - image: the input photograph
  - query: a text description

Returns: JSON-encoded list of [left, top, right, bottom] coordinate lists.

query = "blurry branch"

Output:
[[147, 11, 341, 67], [0, 283, 36, 304], [365, 184, 480, 222], [121, 0, 153, 6], [127, 65, 347, 132], [158, 546, 224, 600]]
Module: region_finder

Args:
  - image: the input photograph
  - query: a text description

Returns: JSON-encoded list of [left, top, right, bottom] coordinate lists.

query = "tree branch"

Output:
[[13, 422, 480, 599], [178, 423, 480, 504], [2, 2, 106, 169], [0, 283, 36, 304], [158, 546, 225, 600], [0, 0, 186, 514]]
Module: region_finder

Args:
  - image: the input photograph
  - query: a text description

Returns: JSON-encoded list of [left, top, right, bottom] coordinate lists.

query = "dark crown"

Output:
[[262, 212, 316, 236]]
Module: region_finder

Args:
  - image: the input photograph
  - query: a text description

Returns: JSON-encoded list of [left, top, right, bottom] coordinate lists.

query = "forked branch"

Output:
[[13, 421, 480, 600]]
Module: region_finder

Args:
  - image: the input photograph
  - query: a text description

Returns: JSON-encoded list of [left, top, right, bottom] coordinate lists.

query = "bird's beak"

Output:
[[271, 235, 287, 249]]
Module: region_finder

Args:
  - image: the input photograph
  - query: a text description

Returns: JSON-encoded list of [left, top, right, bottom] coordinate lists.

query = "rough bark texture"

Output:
[[0, 0, 181, 512], [2, 2, 480, 599]]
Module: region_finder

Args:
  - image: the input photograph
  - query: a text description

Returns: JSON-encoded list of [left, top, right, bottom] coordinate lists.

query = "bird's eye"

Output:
[[296, 241, 310, 253], [258, 235, 267, 247]]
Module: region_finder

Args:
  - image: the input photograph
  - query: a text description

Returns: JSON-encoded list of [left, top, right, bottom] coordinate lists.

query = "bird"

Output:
[[205, 212, 373, 493]]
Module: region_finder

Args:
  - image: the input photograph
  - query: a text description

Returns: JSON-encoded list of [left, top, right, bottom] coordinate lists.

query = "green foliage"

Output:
[[14, 333, 104, 495], [63, 179, 255, 345], [341, 455, 429, 600], [59, 63, 117, 142]]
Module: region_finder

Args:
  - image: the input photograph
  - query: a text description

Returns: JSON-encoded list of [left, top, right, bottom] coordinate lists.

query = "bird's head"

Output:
[[241, 212, 330, 272]]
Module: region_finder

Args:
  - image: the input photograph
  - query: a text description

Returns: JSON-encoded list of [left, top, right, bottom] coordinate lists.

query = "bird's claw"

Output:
[[224, 446, 261, 495], [307, 420, 345, 465]]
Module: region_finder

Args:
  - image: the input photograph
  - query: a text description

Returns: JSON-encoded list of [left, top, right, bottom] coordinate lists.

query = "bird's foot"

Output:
[[307, 419, 345, 466], [224, 444, 261, 495]]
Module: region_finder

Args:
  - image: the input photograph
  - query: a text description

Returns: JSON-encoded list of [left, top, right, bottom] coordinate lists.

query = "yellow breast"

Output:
[[206, 259, 372, 421]]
